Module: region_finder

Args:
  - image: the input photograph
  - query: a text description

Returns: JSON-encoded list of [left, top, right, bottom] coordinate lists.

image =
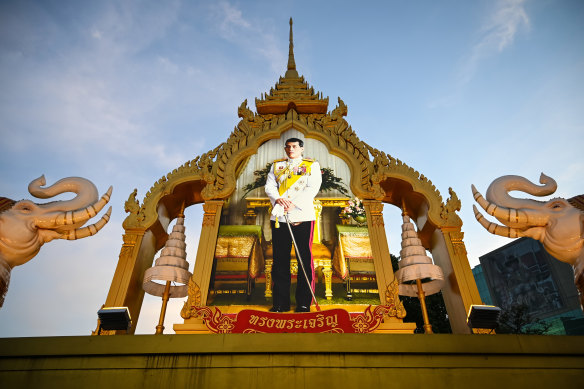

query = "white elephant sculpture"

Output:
[[0, 175, 112, 307], [471, 173, 584, 309]]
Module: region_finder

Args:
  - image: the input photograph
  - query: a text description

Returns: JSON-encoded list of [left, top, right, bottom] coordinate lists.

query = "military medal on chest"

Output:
[[275, 158, 314, 197]]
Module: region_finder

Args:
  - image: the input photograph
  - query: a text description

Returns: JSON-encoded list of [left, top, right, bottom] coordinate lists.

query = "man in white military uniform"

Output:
[[265, 137, 322, 312]]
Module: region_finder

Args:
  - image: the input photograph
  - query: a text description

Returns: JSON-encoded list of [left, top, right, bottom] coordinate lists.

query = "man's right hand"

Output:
[[275, 198, 294, 211]]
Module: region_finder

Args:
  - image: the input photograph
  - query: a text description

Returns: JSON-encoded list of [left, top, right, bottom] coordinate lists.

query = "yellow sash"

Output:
[[275, 159, 314, 196]]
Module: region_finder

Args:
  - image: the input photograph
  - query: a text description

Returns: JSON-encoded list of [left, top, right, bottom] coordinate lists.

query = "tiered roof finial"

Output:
[[143, 205, 192, 333], [255, 17, 329, 115], [395, 203, 444, 333], [285, 18, 298, 78]]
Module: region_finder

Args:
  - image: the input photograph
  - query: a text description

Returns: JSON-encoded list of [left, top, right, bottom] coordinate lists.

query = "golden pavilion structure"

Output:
[[99, 18, 482, 335]]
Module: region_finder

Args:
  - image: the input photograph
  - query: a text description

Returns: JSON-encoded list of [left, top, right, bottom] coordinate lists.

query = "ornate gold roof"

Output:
[[255, 18, 329, 115], [124, 18, 463, 243]]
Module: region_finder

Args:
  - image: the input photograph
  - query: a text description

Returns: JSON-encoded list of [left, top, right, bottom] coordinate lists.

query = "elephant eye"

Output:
[[16, 203, 33, 212], [550, 202, 564, 210]]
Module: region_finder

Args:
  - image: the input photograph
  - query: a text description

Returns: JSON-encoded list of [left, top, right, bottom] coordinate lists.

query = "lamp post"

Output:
[[395, 200, 444, 334], [143, 204, 192, 334]]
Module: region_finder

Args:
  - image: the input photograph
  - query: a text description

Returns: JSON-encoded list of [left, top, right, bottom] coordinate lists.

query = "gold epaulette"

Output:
[[273, 158, 287, 163]]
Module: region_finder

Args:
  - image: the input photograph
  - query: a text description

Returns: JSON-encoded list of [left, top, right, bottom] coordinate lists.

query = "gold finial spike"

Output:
[[178, 201, 186, 218], [401, 198, 408, 217], [285, 17, 298, 78], [288, 18, 295, 70]]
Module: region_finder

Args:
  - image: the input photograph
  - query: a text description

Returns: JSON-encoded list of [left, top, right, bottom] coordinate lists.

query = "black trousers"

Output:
[[270, 220, 315, 308]]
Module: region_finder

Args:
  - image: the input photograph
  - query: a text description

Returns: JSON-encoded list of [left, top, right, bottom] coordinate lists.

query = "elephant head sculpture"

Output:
[[0, 175, 113, 307], [471, 173, 584, 309]]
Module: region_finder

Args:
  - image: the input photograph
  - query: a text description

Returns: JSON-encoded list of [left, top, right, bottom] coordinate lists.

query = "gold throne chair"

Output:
[[210, 225, 265, 299], [332, 225, 377, 300]]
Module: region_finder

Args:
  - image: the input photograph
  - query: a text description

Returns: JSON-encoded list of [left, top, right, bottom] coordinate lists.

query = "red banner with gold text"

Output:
[[192, 305, 393, 334]]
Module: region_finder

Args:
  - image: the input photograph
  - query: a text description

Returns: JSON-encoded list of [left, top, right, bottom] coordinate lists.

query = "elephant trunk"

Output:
[[28, 176, 99, 213], [485, 173, 557, 212], [35, 187, 113, 231]]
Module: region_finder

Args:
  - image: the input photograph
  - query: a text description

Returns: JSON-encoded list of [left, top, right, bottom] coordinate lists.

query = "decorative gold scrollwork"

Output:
[[180, 278, 202, 319], [202, 201, 222, 226], [124, 189, 140, 215], [385, 279, 407, 319], [364, 200, 384, 227], [449, 231, 467, 256], [440, 187, 463, 226]]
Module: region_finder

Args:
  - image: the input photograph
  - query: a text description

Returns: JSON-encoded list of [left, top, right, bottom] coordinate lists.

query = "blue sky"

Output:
[[0, 0, 582, 336]]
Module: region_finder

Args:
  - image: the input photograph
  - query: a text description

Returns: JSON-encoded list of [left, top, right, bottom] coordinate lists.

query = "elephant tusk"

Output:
[[61, 207, 112, 240], [472, 184, 527, 225], [55, 186, 113, 227], [473, 205, 521, 238]]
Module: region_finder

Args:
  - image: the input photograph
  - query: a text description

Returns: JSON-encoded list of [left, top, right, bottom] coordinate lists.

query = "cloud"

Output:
[[484, 0, 530, 52], [218, 1, 251, 33], [86, 0, 182, 57], [429, 0, 529, 108], [91, 28, 102, 40], [0, 1, 205, 179], [209, 1, 286, 74], [461, 0, 529, 85]]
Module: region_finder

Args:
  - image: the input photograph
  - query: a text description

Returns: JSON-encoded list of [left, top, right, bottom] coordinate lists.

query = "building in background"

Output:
[[474, 237, 584, 335], [471, 265, 493, 306]]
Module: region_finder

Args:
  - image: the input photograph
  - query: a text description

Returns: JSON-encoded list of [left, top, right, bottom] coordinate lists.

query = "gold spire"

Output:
[[285, 18, 298, 78], [255, 17, 328, 114]]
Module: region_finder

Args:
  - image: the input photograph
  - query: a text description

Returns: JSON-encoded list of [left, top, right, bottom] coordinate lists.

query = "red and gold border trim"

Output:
[[192, 305, 393, 334]]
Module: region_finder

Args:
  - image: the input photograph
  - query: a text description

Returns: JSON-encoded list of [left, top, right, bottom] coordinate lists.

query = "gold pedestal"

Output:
[[373, 316, 417, 334], [173, 317, 213, 334], [173, 304, 416, 334]]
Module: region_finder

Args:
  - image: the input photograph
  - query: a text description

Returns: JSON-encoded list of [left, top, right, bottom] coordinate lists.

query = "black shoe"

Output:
[[295, 305, 310, 313], [269, 306, 290, 313]]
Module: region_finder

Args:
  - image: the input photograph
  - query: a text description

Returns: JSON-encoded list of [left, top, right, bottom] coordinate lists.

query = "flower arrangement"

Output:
[[341, 197, 366, 219]]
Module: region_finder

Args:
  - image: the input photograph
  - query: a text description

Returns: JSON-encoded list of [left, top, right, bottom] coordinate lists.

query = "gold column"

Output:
[[322, 266, 333, 300], [264, 259, 273, 298], [313, 200, 323, 244], [190, 200, 224, 307], [97, 230, 147, 335], [362, 200, 396, 303], [431, 228, 483, 334]]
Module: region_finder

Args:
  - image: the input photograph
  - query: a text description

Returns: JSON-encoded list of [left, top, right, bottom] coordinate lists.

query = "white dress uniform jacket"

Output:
[[265, 157, 322, 224]]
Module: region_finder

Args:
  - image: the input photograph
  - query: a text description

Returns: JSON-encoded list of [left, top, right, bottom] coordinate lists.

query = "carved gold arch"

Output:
[[123, 98, 461, 236]]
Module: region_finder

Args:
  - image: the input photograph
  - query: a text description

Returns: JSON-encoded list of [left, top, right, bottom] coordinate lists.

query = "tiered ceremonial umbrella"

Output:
[[143, 205, 192, 334], [395, 205, 444, 334]]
